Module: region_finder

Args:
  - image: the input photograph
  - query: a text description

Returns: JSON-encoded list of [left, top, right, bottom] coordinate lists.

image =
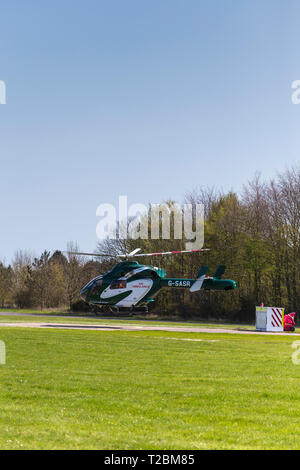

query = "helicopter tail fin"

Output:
[[213, 265, 226, 278], [196, 266, 208, 278]]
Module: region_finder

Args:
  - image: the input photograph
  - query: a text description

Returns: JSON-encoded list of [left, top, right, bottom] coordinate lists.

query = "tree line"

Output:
[[1, 166, 300, 322], [0, 243, 103, 312]]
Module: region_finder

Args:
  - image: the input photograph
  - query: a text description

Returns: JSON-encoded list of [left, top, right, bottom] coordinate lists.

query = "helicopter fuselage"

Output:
[[80, 260, 236, 309]]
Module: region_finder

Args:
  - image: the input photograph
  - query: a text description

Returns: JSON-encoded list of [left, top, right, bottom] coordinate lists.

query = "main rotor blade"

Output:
[[65, 251, 115, 257], [127, 248, 142, 256], [65, 247, 209, 259], [126, 248, 210, 257]]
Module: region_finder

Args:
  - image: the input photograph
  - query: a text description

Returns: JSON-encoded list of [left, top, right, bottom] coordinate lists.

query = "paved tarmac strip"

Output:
[[0, 321, 299, 335]]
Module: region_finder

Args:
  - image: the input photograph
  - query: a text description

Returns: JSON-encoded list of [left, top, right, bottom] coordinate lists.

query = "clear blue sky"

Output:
[[1, 0, 300, 263]]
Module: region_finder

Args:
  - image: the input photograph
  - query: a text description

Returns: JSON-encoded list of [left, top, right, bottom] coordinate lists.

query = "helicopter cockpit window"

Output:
[[110, 280, 127, 290], [90, 279, 103, 294]]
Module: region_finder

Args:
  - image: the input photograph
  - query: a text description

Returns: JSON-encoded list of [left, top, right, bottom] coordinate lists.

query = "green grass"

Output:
[[0, 325, 299, 449], [0, 308, 69, 314]]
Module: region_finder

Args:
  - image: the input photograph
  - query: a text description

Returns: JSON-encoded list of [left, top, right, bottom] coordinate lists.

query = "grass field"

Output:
[[0, 323, 299, 449]]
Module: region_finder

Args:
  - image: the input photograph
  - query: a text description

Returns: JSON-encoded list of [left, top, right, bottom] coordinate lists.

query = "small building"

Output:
[[256, 306, 284, 332]]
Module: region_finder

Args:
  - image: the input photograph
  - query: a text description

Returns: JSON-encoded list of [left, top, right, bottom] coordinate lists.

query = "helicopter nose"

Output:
[[80, 285, 89, 301]]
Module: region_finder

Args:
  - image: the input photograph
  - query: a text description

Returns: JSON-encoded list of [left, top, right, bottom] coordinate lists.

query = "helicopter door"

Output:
[[116, 279, 153, 307], [100, 278, 129, 300]]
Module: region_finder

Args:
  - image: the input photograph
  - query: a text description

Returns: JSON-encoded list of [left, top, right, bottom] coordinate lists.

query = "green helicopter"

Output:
[[68, 248, 237, 312]]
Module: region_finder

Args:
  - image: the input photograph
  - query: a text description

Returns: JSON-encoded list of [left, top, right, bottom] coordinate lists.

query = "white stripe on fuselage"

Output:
[[100, 278, 153, 307]]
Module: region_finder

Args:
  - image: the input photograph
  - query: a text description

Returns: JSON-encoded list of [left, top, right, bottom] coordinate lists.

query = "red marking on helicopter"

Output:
[[132, 283, 150, 288]]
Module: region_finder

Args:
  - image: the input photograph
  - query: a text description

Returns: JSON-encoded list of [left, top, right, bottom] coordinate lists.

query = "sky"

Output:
[[1, 0, 300, 263]]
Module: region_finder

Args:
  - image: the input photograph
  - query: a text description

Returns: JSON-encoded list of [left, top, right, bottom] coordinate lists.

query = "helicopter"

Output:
[[68, 247, 237, 312]]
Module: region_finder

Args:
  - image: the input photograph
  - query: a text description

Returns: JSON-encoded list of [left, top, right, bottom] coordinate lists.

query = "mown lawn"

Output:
[[0, 326, 299, 449]]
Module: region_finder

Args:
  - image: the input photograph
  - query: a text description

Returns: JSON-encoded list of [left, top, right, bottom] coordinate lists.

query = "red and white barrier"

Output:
[[256, 306, 284, 332]]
